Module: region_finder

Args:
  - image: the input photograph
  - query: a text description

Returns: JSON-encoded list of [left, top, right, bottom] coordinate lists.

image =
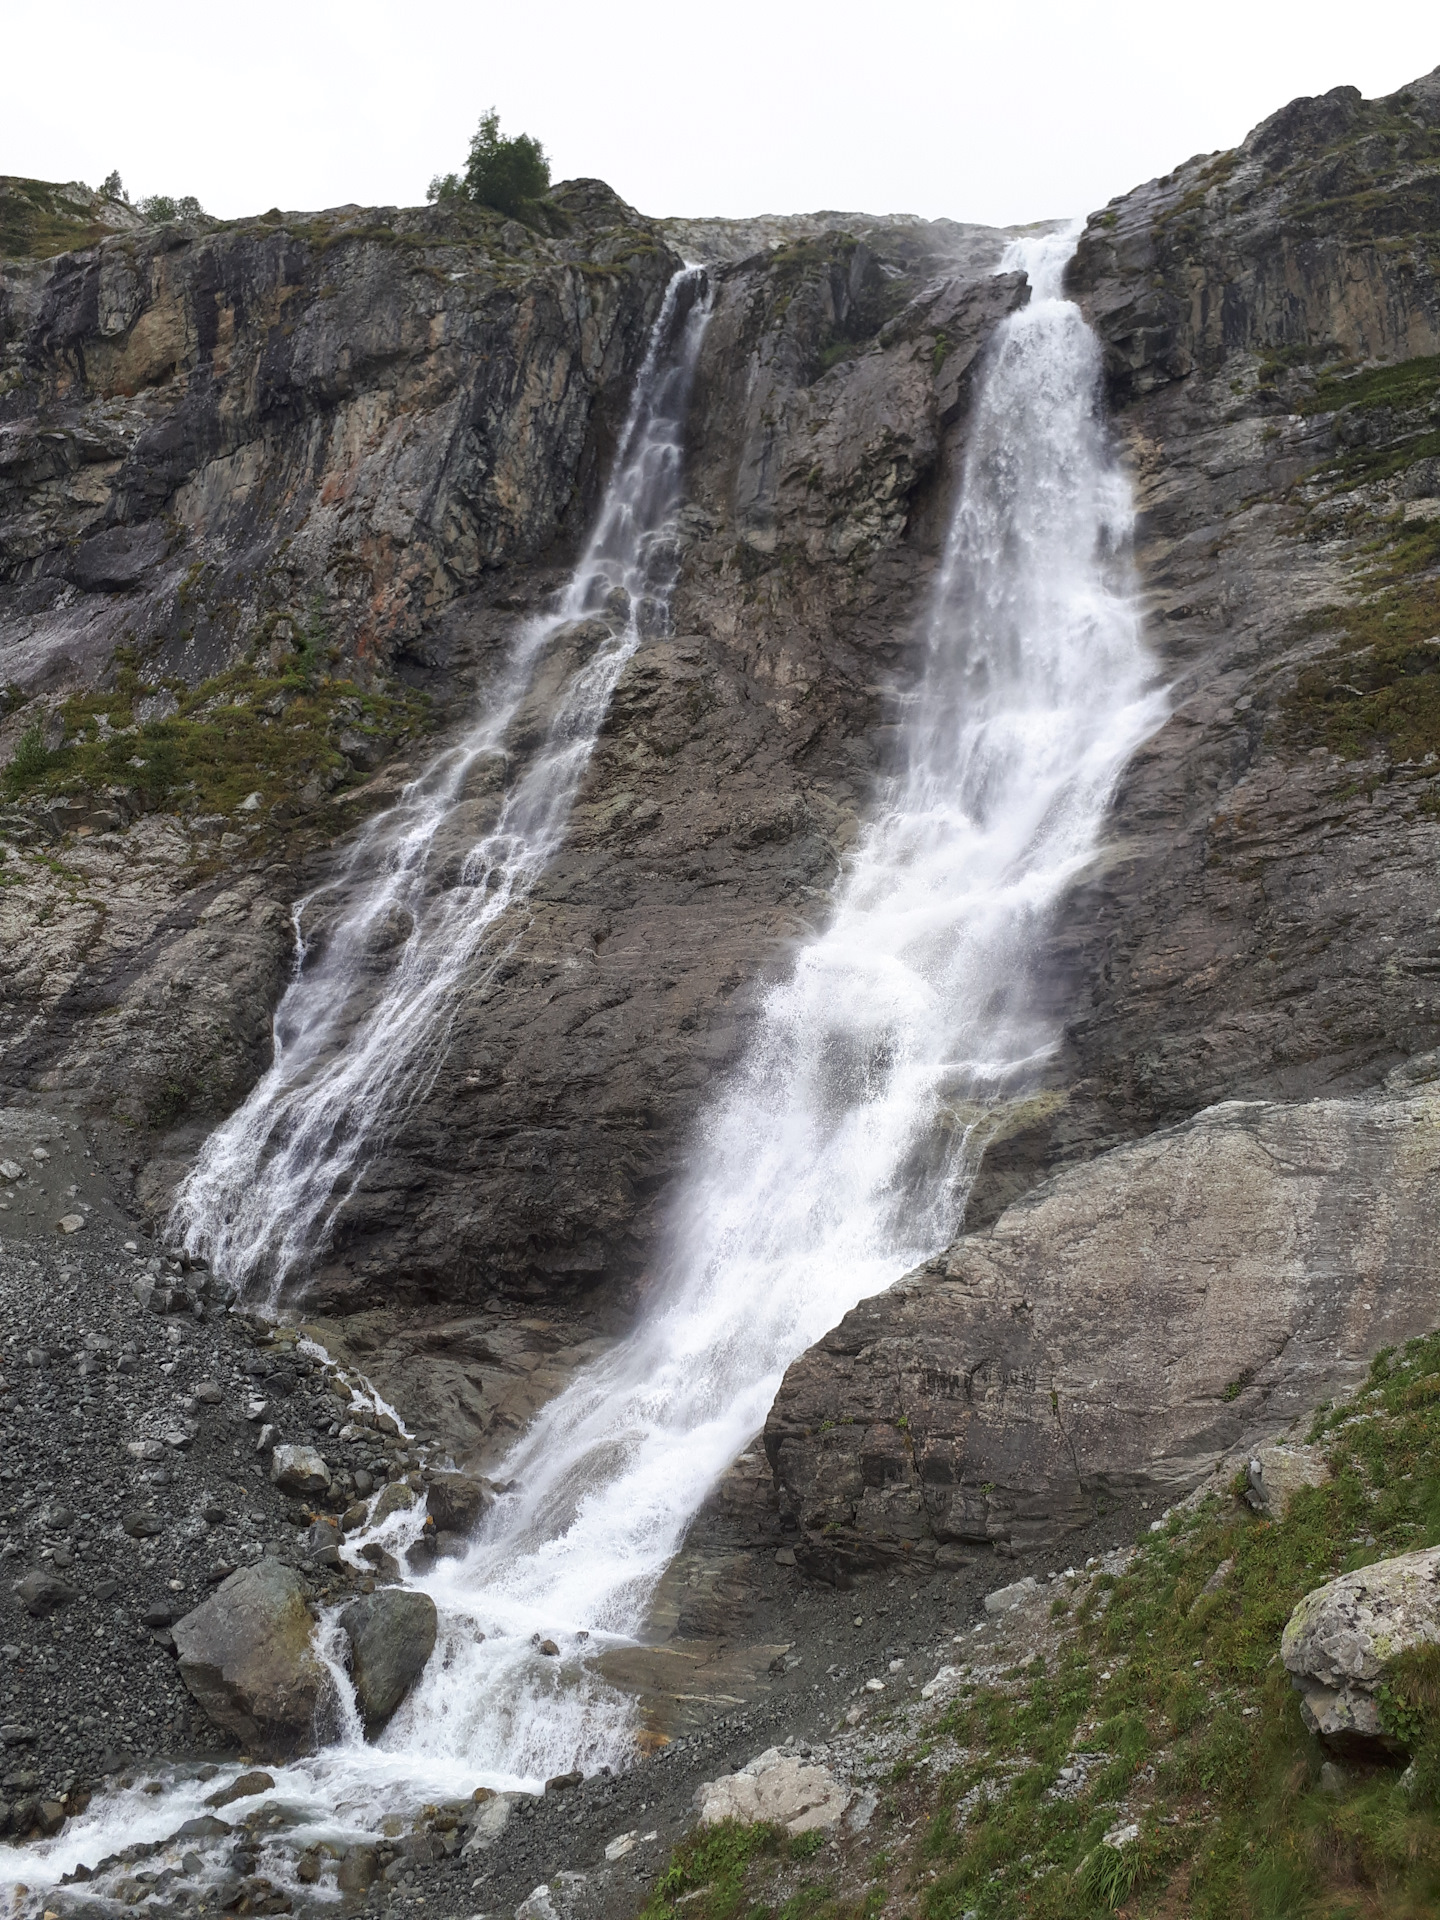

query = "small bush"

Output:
[[4, 721, 49, 795], [428, 108, 550, 219], [138, 193, 205, 223]]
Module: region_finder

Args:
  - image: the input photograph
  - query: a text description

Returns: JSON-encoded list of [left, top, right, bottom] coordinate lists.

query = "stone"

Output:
[[269, 1446, 331, 1496], [338, 1589, 438, 1733], [0, 1161, 21, 1181], [12, 1571, 77, 1617], [336, 1847, 379, 1894], [170, 1558, 326, 1759], [538, 1639, 560, 1657], [1282, 1547, 1440, 1753], [423, 1472, 493, 1537], [204, 1770, 276, 1810], [695, 1747, 851, 1833], [984, 1577, 1040, 1615], [174, 1814, 235, 1839], [1246, 1445, 1332, 1519], [122, 1511, 164, 1539], [194, 1381, 224, 1406], [56, 1214, 84, 1235], [126, 1439, 167, 1464], [545, 1769, 582, 1792], [300, 1521, 342, 1567], [370, 1481, 414, 1524], [768, 1089, 1440, 1572]]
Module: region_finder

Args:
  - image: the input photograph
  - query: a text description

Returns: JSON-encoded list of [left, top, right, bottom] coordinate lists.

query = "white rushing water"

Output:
[[357, 224, 1167, 1792], [6, 229, 1169, 1899], [169, 265, 713, 1301]]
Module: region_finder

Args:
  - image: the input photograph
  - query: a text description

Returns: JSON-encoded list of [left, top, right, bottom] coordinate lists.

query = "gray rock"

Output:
[[339, 1588, 438, 1733], [424, 1471, 493, 1537], [269, 1445, 331, 1496], [1282, 1547, 1440, 1752], [768, 1088, 1440, 1570], [1246, 1445, 1332, 1520], [170, 1558, 325, 1759], [11, 1570, 77, 1617], [122, 1511, 164, 1539], [695, 1746, 850, 1833]]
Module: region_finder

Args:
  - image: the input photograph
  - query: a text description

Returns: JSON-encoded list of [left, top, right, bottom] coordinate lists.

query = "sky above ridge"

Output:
[[6, 1, 1438, 229]]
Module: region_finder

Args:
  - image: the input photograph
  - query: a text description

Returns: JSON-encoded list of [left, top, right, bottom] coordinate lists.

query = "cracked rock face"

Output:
[[765, 1081, 1440, 1575], [1282, 1546, 1440, 1751]]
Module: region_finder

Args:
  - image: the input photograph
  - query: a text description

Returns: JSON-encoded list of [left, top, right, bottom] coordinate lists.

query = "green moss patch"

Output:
[[1282, 517, 1440, 769], [3, 641, 429, 824]]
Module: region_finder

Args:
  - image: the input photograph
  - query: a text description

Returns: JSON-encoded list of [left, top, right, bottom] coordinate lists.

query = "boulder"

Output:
[[424, 1471, 494, 1538], [1282, 1547, 1440, 1752], [204, 1770, 275, 1810], [695, 1746, 850, 1833], [12, 1570, 77, 1617], [1246, 1444, 1332, 1519], [767, 1090, 1440, 1571], [269, 1445, 331, 1496], [371, 1481, 415, 1524], [171, 1558, 325, 1759], [339, 1588, 438, 1733]]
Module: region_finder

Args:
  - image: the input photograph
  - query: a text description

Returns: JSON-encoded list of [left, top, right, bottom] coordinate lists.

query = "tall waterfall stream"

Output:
[[15, 231, 1166, 1886]]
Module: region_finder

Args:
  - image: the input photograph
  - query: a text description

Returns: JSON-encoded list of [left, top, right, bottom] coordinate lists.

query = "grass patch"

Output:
[[1281, 516, 1440, 767], [3, 639, 429, 819], [638, 1332, 1440, 1920]]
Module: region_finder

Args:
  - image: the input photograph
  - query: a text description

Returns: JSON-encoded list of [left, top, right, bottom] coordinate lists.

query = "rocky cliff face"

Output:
[[769, 65, 1440, 1571]]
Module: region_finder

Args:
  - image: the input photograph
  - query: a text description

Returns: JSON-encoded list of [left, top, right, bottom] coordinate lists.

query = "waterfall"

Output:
[[293, 224, 1167, 1803], [81, 226, 1173, 1841], [170, 267, 713, 1300]]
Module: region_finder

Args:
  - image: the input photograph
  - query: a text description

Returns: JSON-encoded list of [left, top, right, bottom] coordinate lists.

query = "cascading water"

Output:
[[362, 223, 1167, 1792], [169, 265, 713, 1300], [7, 229, 1169, 1896]]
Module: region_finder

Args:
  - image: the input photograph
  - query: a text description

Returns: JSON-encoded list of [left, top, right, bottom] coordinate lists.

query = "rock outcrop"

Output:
[[1282, 1547, 1440, 1752], [171, 1557, 325, 1758], [766, 1079, 1440, 1575]]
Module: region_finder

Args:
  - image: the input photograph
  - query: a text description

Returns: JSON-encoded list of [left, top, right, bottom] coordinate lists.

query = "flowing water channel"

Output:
[[171, 265, 713, 1301], [12, 229, 1168, 1894]]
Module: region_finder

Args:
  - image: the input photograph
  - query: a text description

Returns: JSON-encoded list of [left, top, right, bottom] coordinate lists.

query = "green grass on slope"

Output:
[[638, 1330, 1440, 1920]]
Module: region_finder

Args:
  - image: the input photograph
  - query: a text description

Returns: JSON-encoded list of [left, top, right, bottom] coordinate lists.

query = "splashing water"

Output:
[[9, 230, 1171, 1897], [169, 266, 713, 1302], [361, 223, 1167, 1788]]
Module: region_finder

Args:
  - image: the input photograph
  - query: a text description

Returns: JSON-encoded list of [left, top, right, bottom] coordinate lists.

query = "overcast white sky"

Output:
[[5, 2, 1437, 229]]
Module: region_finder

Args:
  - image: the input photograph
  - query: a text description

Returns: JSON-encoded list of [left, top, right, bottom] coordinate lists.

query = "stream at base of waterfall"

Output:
[[6, 228, 1166, 1895]]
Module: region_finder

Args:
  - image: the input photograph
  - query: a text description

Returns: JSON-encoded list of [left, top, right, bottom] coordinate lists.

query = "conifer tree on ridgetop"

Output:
[[427, 108, 550, 218]]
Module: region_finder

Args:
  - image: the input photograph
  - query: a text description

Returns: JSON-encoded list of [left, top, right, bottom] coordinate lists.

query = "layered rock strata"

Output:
[[766, 1075, 1440, 1576]]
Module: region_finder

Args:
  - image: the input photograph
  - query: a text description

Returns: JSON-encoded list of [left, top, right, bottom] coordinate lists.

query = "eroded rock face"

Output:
[[171, 1557, 325, 1758], [338, 1588, 438, 1733], [1069, 68, 1440, 402], [1282, 1548, 1440, 1752], [0, 182, 680, 692], [298, 231, 1027, 1316], [766, 1082, 1440, 1575]]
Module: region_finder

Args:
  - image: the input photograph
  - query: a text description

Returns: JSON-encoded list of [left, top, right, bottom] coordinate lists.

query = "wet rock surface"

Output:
[[338, 1589, 438, 1734]]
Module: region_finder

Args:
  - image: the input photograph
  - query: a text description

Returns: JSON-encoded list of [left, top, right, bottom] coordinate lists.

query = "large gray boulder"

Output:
[[695, 1747, 850, 1833], [339, 1588, 438, 1733], [767, 1086, 1440, 1571], [171, 1558, 325, 1759], [1282, 1547, 1440, 1752]]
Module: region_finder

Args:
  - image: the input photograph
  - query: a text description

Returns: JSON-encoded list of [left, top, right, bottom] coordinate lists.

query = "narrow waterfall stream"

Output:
[[11, 230, 1167, 1890], [170, 265, 712, 1300]]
